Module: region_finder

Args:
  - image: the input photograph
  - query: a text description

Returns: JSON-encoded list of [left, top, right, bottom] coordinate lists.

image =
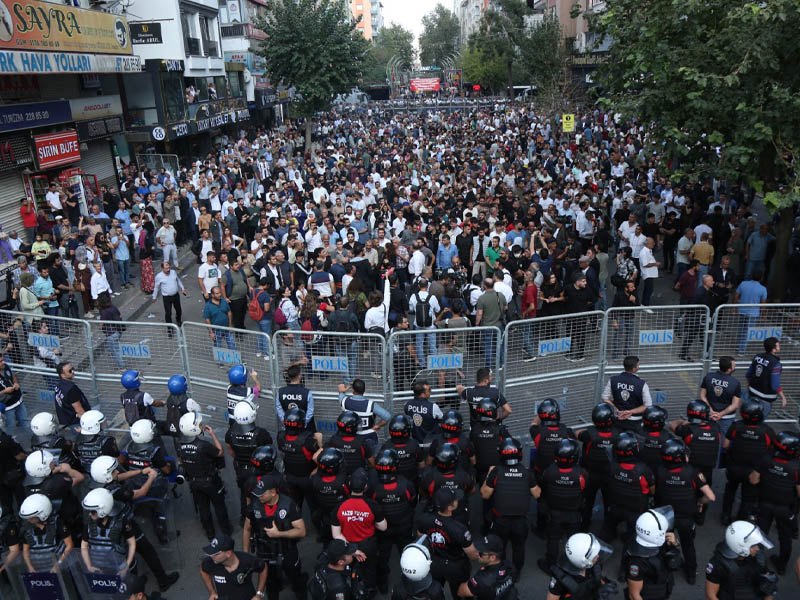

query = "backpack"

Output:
[[611, 273, 626, 288], [122, 391, 144, 426], [165, 393, 188, 436], [332, 310, 352, 334], [414, 292, 433, 327], [273, 298, 288, 326], [301, 318, 317, 343], [248, 289, 266, 321]]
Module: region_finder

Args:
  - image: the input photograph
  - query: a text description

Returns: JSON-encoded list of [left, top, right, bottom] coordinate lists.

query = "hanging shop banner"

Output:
[[70, 95, 123, 121], [0, 132, 33, 172], [34, 130, 81, 169], [130, 22, 163, 45], [0, 50, 141, 74], [0, 0, 132, 55], [195, 108, 251, 132], [0, 99, 71, 133], [409, 78, 440, 92]]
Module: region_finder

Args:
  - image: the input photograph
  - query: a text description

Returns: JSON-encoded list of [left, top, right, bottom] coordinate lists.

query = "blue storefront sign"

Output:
[[0, 100, 71, 133]]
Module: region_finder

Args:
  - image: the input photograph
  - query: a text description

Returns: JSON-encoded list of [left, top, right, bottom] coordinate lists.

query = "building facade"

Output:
[[350, 0, 374, 40]]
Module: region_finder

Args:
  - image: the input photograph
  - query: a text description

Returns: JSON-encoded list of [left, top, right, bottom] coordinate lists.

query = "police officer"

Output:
[[176, 412, 231, 540], [415, 488, 479, 599], [750, 430, 800, 575], [75, 410, 122, 474], [30, 411, 81, 471], [19, 493, 73, 573], [429, 410, 475, 474], [546, 532, 615, 600], [163, 375, 200, 441], [699, 356, 742, 437], [80, 488, 137, 574], [656, 439, 715, 584], [481, 438, 539, 577], [0, 505, 21, 575], [404, 380, 443, 447], [308, 538, 362, 600], [225, 401, 272, 525], [457, 534, 518, 600], [530, 399, 574, 533], [0, 415, 26, 515], [23, 450, 83, 539], [601, 355, 653, 432], [243, 474, 307, 600], [226, 364, 261, 423], [721, 400, 776, 525], [125, 419, 173, 545], [120, 370, 165, 427], [339, 380, 391, 444], [200, 534, 268, 600], [381, 415, 426, 487], [469, 399, 510, 488], [538, 439, 589, 575], [324, 411, 375, 475], [745, 337, 786, 418], [276, 364, 316, 431], [704, 521, 778, 600], [244, 445, 284, 501], [372, 449, 417, 594], [394, 538, 445, 600], [576, 403, 619, 530], [89, 456, 180, 591], [639, 406, 674, 473], [622, 507, 681, 600], [601, 432, 655, 543], [278, 408, 322, 512], [310, 448, 350, 545], [53, 362, 90, 427], [456, 367, 512, 428], [419, 443, 475, 524]]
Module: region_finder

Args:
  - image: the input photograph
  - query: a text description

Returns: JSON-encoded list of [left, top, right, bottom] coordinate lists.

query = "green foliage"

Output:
[[362, 23, 416, 84], [418, 5, 460, 68], [254, 0, 369, 118], [461, 44, 507, 93]]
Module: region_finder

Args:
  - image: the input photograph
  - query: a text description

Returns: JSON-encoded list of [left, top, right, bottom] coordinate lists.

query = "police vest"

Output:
[[23, 517, 64, 572], [326, 434, 368, 475], [702, 372, 740, 412], [581, 428, 617, 473], [748, 353, 779, 399], [277, 384, 311, 415], [278, 429, 316, 477], [656, 465, 699, 517], [622, 545, 674, 600], [76, 435, 109, 472], [227, 424, 263, 470], [531, 424, 572, 473], [404, 397, 439, 444], [227, 384, 254, 418], [542, 464, 586, 512], [709, 544, 762, 600], [758, 456, 799, 506], [381, 438, 420, 482], [86, 516, 128, 572], [549, 564, 602, 600], [463, 385, 501, 424], [340, 395, 377, 434], [640, 431, 673, 473], [120, 389, 156, 425], [373, 477, 414, 530], [105, 481, 134, 521], [178, 438, 217, 480], [470, 422, 502, 470], [126, 442, 159, 471], [247, 494, 297, 562], [728, 423, 771, 468], [312, 472, 349, 512], [683, 422, 720, 470], [31, 434, 68, 468], [610, 372, 645, 413], [54, 379, 90, 425], [607, 462, 652, 513], [474, 562, 518, 600], [492, 464, 532, 517], [431, 434, 473, 473]]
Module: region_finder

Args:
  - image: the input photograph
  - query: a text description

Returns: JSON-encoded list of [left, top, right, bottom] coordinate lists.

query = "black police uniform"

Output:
[[332, 494, 384, 595], [380, 436, 425, 486], [700, 371, 741, 417], [429, 433, 474, 475], [278, 428, 319, 510], [75, 434, 120, 473], [419, 466, 474, 524], [623, 541, 680, 600], [459, 385, 508, 428], [25, 473, 82, 539], [465, 560, 518, 600], [602, 459, 654, 542], [747, 352, 780, 403], [201, 550, 265, 600], [0, 429, 25, 513], [176, 435, 231, 539], [324, 433, 374, 476], [308, 562, 360, 600], [577, 426, 618, 529], [54, 378, 91, 426], [416, 511, 473, 600], [226, 384, 255, 422], [277, 383, 316, 431], [754, 453, 800, 572], [540, 462, 588, 567], [0, 510, 20, 562], [120, 389, 157, 425], [246, 493, 306, 600], [655, 463, 707, 575], [391, 577, 445, 600], [485, 463, 537, 573], [20, 515, 71, 572], [83, 515, 136, 573], [225, 423, 272, 520], [126, 439, 172, 543], [639, 429, 675, 474], [31, 432, 81, 471], [341, 395, 383, 443], [705, 542, 774, 600], [722, 420, 775, 521], [674, 420, 721, 484], [608, 372, 646, 432], [530, 422, 574, 530], [309, 471, 349, 544], [547, 564, 604, 600], [372, 475, 416, 592], [469, 421, 509, 484], [403, 396, 440, 445]]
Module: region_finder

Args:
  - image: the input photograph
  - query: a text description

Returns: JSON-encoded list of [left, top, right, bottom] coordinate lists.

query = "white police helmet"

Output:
[[90, 455, 119, 485], [30, 412, 57, 437], [725, 521, 774, 557], [565, 533, 613, 570], [233, 401, 257, 425], [80, 410, 106, 436], [400, 540, 432, 582], [25, 449, 55, 480], [179, 412, 203, 438], [130, 419, 156, 444], [19, 493, 53, 522], [635, 506, 674, 548], [185, 398, 201, 413], [82, 488, 115, 518]]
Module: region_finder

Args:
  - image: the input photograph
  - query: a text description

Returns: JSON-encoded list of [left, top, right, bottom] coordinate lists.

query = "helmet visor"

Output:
[[744, 523, 774, 551], [649, 505, 675, 532], [590, 535, 614, 565]]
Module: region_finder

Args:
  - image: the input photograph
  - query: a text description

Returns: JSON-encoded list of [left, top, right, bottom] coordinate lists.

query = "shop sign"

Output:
[[70, 95, 123, 121], [277, 90, 289, 100], [169, 121, 191, 138], [130, 22, 163, 45], [0, 73, 39, 100], [75, 116, 123, 141], [34, 130, 81, 169], [0, 0, 132, 55], [196, 108, 250, 132], [0, 99, 71, 133], [0, 50, 141, 74], [0, 133, 33, 172]]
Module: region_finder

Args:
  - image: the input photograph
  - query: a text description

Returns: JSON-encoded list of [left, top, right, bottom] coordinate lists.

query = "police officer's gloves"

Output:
[[598, 581, 618, 600]]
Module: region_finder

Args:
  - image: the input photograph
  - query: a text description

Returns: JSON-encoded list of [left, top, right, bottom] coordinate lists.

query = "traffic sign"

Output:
[[562, 113, 575, 132]]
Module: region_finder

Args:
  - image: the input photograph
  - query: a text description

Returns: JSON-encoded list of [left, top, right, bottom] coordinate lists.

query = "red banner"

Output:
[[34, 130, 81, 169], [410, 78, 441, 92]]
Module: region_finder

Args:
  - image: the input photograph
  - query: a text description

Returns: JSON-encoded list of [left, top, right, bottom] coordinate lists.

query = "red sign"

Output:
[[34, 130, 81, 169], [410, 78, 441, 92], [472, 84, 481, 91]]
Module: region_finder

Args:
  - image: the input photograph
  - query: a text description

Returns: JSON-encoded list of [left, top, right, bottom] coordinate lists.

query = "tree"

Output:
[[255, 0, 369, 149], [461, 44, 507, 94], [583, 0, 800, 299], [418, 5, 460, 68], [478, 0, 531, 97], [520, 13, 570, 110], [362, 23, 416, 84]]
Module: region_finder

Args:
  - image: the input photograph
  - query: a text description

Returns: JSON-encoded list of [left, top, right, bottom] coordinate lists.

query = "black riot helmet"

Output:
[[614, 431, 639, 460], [388, 414, 412, 439], [592, 403, 615, 429], [336, 411, 359, 435], [740, 400, 764, 424], [283, 407, 305, 432], [660, 439, 687, 465], [537, 398, 560, 423], [434, 442, 459, 472], [441, 410, 463, 435], [686, 400, 710, 423], [475, 398, 498, 422], [317, 447, 344, 475], [375, 449, 399, 482], [498, 437, 522, 466], [250, 445, 276, 473], [774, 431, 800, 460], [554, 439, 580, 466], [642, 406, 667, 432]]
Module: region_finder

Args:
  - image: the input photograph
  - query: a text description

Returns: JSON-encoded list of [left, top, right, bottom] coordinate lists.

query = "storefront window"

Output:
[[228, 72, 242, 98], [214, 76, 228, 99], [126, 73, 158, 126], [160, 72, 187, 123]]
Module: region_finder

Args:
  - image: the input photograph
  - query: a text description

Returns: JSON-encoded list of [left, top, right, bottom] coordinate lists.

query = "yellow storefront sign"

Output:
[[0, 0, 131, 55], [562, 113, 575, 133]]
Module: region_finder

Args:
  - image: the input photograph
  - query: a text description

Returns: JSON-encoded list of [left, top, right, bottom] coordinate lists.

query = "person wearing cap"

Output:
[[331, 467, 387, 598], [200, 533, 268, 600], [457, 533, 517, 599], [123, 573, 167, 600], [416, 487, 479, 599], [308, 538, 362, 600], [242, 474, 307, 600]]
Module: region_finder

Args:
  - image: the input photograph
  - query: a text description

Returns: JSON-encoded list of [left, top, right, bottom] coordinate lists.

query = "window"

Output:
[[160, 72, 187, 122], [200, 16, 212, 40], [228, 71, 242, 98], [126, 73, 158, 126], [356, 4, 363, 9], [213, 76, 228, 99]]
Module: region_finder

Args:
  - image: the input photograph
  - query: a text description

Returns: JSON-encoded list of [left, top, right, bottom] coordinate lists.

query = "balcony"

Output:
[[185, 36, 201, 55], [221, 23, 245, 38]]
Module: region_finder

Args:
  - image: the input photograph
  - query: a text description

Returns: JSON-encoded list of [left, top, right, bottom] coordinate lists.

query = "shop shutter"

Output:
[[0, 172, 27, 236], [79, 140, 118, 190]]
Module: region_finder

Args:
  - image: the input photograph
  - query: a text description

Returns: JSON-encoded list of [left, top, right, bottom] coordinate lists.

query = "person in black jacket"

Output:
[[563, 273, 595, 361]]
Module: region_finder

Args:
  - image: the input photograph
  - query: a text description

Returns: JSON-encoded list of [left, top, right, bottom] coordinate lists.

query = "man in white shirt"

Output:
[[197, 252, 220, 300], [155, 219, 179, 268], [493, 270, 513, 303], [408, 240, 426, 281], [639, 237, 660, 307], [312, 181, 329, 205], [46, 183, 62, 214], [617, 213, 638, 248], [408, 278, 440, 368]]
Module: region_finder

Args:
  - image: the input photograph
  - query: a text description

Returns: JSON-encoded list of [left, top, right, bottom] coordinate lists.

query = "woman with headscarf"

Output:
[[138, 220, 156, 294]]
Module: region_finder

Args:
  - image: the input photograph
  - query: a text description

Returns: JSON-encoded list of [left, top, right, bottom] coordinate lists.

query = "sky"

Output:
[[380, 0, 450, 51]]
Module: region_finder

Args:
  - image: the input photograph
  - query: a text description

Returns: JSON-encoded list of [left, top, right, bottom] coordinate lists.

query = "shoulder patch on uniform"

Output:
[[628, 564, 639, 577], [464, 530, 472, 542], [548, 577, 558, 590], [705, 562, 714, 575]]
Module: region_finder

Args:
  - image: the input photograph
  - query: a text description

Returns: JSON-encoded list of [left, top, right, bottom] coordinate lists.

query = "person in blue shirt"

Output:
[[734, 269, 767, 355], [435, 235, 458, 270], [203, 286, 237, 351], [506, 221, 529, 248], [744, 224, 775, 280]]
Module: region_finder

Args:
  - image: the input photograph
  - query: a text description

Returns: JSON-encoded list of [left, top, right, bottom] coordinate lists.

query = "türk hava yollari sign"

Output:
[[0, 0, 132, 55]]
